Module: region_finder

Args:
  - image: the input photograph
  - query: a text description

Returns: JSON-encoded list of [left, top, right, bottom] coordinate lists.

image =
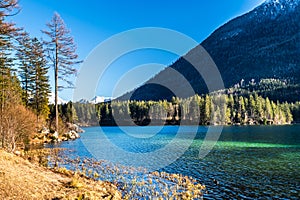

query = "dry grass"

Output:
[[54, 155, 206, 199], [0, 149, 121, 200]]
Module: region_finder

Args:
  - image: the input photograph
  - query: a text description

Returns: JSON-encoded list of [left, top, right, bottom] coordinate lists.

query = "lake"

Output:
[[47, 125, 300, 199]]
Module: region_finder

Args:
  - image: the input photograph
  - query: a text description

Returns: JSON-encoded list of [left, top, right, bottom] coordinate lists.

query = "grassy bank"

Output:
[[0, 149, 121, 200]]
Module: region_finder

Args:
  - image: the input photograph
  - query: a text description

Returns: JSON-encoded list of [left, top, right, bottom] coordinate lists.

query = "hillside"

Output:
[[120, 0, 300, 102], [214, 78, 300, 103], [0, 150, 121, 200]]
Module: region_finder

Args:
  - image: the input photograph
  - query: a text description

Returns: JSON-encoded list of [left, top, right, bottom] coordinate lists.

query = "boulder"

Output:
[[14, 150, 21, 156], [53, 131, 59, 139], [63, 130, 80, 140], [40, 127, 50, 134], [66, 123, 84, 133], [46, 131, 59, 142]]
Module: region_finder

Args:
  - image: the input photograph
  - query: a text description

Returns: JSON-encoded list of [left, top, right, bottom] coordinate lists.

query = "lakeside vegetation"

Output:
[[50, 151, 206, 199], [101, 94, 293, 126], [57, 91, 298, 127], [0, 0, 81, 152]]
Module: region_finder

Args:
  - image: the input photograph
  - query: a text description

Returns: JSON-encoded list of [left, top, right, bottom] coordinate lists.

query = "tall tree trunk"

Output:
[[35, 70, 39, 131], [0, 77, 5, 148], [43, 13, 81, 133], [55, 38, 59, 133]]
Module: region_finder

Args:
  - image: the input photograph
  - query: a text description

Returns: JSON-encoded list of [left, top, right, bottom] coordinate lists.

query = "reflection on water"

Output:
[[47, 125, 300, 199]]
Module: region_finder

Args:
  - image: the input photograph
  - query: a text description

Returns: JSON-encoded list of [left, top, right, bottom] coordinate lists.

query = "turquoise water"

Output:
[[48, 125, 300, 199]]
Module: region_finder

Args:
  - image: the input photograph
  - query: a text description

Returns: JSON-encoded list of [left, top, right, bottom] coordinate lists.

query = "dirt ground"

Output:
[[0, 149, 121, 200]]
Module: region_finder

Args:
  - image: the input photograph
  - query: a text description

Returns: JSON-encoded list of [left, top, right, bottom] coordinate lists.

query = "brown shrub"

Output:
[[0, 103, 36, 152]]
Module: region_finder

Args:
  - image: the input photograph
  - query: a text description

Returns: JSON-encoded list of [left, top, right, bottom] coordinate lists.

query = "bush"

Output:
[[0, 103, 36, 152]]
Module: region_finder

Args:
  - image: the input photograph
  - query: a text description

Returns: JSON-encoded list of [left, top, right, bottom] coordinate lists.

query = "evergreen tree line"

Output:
[[59, 93, 296, 127], [95, 94, 293, 126], [51, 102, 99, 126], [0, 0, 80, 152], [290, 102, 300, 123]]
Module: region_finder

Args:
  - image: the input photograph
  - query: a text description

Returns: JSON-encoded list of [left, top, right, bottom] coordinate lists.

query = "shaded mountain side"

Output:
[[201, 0, 300, 87], [119, 0, 300, 102]]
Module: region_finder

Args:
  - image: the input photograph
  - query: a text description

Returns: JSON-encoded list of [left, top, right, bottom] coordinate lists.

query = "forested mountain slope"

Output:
[[121, 0, 300, 102]]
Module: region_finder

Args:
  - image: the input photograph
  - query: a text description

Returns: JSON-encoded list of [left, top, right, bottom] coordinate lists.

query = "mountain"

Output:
[[48, 92, 67, 105], [77, 98, 90, 104], [77, 96, 112, 104], [90, 96, 112, 104], [119, 0, 300, 102]]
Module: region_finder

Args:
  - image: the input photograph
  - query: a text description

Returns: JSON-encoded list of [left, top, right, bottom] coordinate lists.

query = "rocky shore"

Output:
[[31, 123, 84, 144]]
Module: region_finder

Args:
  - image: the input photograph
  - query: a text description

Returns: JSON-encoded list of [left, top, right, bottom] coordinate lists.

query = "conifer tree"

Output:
[[16, 32, 32, 106], [42, 12, 81, 132], [17, 34, 50, 123], [204, 95, 211, 125], [30, 38, 50, 121], [0, 0, 22, 149], [264, 97, 273, 122]]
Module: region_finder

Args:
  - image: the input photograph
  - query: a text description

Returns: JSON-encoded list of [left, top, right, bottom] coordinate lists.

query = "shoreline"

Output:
[[0, 149, 121, 199], [31, 123, 84, 145], [89, 122, 296, 127], [1, 147, 206, 199]]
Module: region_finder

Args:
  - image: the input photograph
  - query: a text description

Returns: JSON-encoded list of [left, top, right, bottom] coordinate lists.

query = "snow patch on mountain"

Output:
[[90, 96, 112, 104], [220, 28, 243, 40], [77, 96, 112, 104], [48, 92, 67, 105], [260, 0, 300, 18]]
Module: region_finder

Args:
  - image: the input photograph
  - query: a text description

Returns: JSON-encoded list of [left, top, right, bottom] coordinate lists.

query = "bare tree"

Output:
[[42, 12, 81, 132], [0, 0, 19, 17]]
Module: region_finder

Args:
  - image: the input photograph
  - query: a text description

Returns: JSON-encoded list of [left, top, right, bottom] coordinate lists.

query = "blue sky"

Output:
[[11, 0, 265, 100]]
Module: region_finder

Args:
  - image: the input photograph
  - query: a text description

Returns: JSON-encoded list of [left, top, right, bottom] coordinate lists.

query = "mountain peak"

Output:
[[122, 0, 300, 102], [90, 96, 112, 104], [264, 0, 300, 6], [77, 96, 112, 104], [259, 0, 300, 17], [48, 92, 67, 105]]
